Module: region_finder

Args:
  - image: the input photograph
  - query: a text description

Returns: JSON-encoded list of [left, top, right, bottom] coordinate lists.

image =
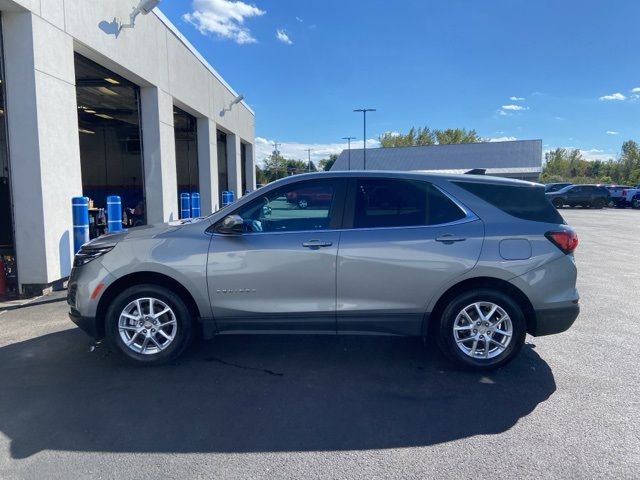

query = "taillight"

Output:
[[545, 230, 579, 254]]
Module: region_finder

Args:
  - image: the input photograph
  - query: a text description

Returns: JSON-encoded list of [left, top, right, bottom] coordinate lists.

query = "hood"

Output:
[[84, 218, 207, 247]]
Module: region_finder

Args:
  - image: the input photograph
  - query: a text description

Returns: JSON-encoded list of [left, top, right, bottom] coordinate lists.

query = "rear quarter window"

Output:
[[453, 181, 565, 224]]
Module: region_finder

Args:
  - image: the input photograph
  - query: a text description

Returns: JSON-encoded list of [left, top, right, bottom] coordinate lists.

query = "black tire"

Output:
[[632, 197, 640, 210], [552, 198, 564, 209], [105, 284, 193, 365], [436, 289, 527, 370], [593, 198, 605, 209], [297, 198, 310, 209]]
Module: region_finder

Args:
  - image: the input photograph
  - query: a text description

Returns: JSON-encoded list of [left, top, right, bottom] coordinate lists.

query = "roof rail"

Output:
[[465, 168, 486, 175]]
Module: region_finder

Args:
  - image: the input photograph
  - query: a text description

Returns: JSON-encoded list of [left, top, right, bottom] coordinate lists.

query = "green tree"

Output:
[[318, 154, 338, 171], [379, 126, 479, 147], [435, 128, 481, 144]]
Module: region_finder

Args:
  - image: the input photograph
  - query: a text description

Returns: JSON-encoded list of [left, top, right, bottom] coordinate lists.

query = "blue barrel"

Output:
[[180, 193, 191, 219], [221, 191, 231, 207], [72, 196, 89, 253], [228, 190, 235, 203], [107, 195, 123, 233], [190, 192, 201, 218]]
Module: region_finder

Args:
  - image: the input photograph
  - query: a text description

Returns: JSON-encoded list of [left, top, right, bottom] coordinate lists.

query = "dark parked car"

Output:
[[546, 184, 609, 209], [544, 182, 573, 193]]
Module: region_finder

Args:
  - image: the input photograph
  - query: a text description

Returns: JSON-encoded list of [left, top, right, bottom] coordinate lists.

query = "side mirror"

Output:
[[217, 215, 244, 235]]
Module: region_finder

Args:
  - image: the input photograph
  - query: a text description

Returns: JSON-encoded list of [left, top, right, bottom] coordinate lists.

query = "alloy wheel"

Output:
[[453, 302, 513, 360], [118, 297, 177, 355]]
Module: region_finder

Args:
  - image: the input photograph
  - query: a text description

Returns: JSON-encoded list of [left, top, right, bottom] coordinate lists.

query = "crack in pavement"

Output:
[[204, 356, 284, 377]]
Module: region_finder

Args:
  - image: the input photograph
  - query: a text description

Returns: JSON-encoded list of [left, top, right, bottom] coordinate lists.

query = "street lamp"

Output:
[[353, 108, 376, 170], [305, 148, 312, 172], [342, 137, 356, 171], [273, 141, 280, 179]]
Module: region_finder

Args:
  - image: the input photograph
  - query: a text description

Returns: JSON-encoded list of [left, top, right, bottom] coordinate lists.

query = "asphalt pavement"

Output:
[[0, 208, 638, 479]]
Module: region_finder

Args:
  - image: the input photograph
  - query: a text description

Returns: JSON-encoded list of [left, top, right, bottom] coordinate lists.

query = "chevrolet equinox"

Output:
[[68, 171, 580, 370]]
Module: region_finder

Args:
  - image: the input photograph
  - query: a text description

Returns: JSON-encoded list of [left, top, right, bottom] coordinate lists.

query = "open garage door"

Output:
[[75, 54, 146, 232]]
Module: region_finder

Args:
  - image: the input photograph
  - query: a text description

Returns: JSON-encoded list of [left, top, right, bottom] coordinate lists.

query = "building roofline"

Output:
[[153, 8, 255, 116], [343, 139, 542, 154]]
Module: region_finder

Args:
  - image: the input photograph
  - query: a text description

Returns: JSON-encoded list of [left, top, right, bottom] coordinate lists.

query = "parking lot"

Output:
[[0, 208, 638, 479]]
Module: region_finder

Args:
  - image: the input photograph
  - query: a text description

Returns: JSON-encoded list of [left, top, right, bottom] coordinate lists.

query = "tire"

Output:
[[436, 289, 527, 370], [632, 197, 640, 210], [297, 198, 309, 209], [552, 198, 564, 209], [593, 198, 605, 209], [105, 284, 193, 365]]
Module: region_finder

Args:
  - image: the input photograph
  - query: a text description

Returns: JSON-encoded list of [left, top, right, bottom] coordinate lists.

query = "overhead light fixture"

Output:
[[220, 94, 245, 116], [84, 109, 96, 114], [94, 113, 114, 120], [97, 86, 119, 96], [118, 0, 161, 32], [79, 128, 96, 135], [104, 77, 120, 85]]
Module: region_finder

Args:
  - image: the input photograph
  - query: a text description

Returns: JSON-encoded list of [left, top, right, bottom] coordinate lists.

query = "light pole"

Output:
[[353, 108, 376, 170], [305, 148, 312, 172], [342, 137, 356, 171], [272, 141, 280, 179]]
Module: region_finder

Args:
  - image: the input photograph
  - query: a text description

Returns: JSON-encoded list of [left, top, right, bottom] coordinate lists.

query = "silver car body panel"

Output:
[[68, 170, 579, 340]]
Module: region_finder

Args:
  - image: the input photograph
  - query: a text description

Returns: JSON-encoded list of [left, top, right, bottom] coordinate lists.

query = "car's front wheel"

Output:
[[552, 198, 564, 208], [437, 289, 526, 370], [105, 284, 193, 365], [632, 197, 640, 209]]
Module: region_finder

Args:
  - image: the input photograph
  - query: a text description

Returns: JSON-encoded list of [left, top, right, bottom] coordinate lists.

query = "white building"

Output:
[[0, 0, 256, 296]]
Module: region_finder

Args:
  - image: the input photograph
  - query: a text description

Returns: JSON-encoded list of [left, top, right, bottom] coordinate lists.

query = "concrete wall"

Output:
[[0, 0, 255, 290]]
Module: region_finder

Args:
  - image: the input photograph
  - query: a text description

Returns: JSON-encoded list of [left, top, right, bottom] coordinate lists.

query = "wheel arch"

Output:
[[425, 276, 536, 338], [96, 272, 202, 339]]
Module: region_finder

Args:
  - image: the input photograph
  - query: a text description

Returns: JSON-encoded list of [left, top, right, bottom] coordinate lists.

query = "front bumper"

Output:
[[68, 307, 100, 339], [530, 303, 579, 336]]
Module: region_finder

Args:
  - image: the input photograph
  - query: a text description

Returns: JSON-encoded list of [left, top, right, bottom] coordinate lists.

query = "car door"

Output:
[[568, 186, 586, 205], [336, 177, 484, 336], [206, 178, 346, 333]]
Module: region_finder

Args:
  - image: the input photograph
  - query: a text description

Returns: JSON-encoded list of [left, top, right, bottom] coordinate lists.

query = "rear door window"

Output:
[[353, 178, 467, 228], [453, 181, 564, 223]]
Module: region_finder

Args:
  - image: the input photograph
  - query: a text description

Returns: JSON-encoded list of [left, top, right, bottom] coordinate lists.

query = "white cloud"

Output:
[[599, 92, 626, 101], [275, 29, 293, 44], [488, 136, 517, 142], [255, 137, 379, 165], [509, 96, 525, 101], [182, 0, 265, 45], [295, 16, 304, 23], [501, 104, 529, 111], [498, 110, 509, 116], [631, 87, 640, 93], [606, 131, 620, 135]]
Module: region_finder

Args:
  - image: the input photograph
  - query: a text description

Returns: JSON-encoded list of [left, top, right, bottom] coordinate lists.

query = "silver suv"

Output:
[[68, 172, 579, 370]]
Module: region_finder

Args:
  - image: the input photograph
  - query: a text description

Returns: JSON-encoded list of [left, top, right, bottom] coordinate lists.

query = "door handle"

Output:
[[302, 240, 333, 249], [436, 234, 466, 244]]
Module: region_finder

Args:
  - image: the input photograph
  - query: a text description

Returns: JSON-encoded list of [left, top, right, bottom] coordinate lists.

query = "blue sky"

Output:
[[160, 0, 640, 164]]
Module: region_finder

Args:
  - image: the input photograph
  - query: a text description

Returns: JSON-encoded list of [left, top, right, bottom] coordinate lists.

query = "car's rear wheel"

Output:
[[437, 289, 526, 370], [593, 198, 605, 209], [552, 198, 564, 208], [297, 198, 309, 209], [105, 284, 193, 365], [632, 197, 640, 209]]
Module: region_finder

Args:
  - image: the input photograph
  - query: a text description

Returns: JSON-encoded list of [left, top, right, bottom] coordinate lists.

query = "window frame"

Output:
[[211, 178, 348, 235], [342, 177, 477, 230]]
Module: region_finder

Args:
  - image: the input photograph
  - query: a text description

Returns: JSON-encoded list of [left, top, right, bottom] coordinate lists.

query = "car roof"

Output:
[[269, 170, 539, 188]]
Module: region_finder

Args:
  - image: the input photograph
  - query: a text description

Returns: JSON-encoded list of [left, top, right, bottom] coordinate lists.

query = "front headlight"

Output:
[[73, 245, 114, 267]]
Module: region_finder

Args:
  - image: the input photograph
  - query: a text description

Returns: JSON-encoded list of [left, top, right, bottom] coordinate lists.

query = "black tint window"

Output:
[[453, 181, 564, 223], [354, 179, 466, 228]]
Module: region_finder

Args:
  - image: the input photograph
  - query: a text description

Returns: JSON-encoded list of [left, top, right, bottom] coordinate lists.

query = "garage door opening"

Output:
[[174, 107, 198, 202], [217, 130, 228, 204], [0, 24, 18, 297], [75, 54, 146, 232]]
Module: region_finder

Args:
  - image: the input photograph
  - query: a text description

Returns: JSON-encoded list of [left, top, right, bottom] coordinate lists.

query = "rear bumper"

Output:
[[68, 308, 100, 339], [530, 304, 579, 336]]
